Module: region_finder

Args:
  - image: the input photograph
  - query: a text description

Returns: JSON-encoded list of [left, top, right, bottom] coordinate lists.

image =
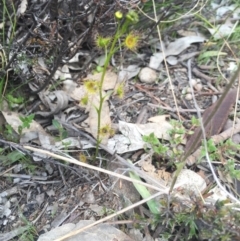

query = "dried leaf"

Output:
[[1, 111, 54, 147], [118, 65, 140, 81], [107, 134, 144, 154], [138, 154, 171, 183], [63, 52, 91, 70], [107, 120, 173, 153], [84, 71, 117, 90], [17, 0, 28, 16], [36, 90, 69, 116], [207, 23, 235, 40], [70, 86, 86, 101], [148, 115, 170, 123], [149, 36, 206, 69]]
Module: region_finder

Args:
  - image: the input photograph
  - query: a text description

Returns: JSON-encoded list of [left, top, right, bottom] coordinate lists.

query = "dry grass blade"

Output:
[[181, 64, 240, 163], [185, 89, 238, 155], [23, 145, 167, 193]]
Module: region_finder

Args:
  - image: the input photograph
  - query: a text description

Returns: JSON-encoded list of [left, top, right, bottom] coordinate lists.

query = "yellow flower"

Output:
[[79, 153, 87, 163], [99, 124, 114, 137], [124, 32, 139, 50], [95, 35, 111, 49], [84, 80, 99, 94]]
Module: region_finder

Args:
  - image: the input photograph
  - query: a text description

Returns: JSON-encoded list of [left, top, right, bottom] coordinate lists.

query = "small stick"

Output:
[[148, 103, 204, 113]]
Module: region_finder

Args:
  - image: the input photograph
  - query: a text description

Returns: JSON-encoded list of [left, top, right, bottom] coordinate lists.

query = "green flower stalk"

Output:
[[94, 10, 139, 157]]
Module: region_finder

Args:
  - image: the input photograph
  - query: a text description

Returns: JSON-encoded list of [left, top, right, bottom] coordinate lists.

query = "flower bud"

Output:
[[126, 10, 139, 24], [115, 11, 123, 20]]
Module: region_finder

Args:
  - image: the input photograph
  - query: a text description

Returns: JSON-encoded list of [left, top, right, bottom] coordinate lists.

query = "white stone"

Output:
[[189, 78, 197, 87], [185, 93, 192, 100], [194, 83, 203, 92], [139, 67, 158, 84], [186, 87, 192, 93], [174, 169, 206, 195]]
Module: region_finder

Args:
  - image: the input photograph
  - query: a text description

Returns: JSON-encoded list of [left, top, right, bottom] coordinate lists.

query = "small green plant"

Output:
[[6, 93, 25, 107], [83, 10, 140, 158], [4, 123, 14, 137], [142, 120, 188, 161], [0, 149, 36, 172], [0, 0, 17, 107], [225, 159, 240, 180], [141, 117, 240, 239], [200, 138, 219, 161], [52, 119, 68, 141], [143, 120, 189, 152], [18, 114, 35, 135], [18, 214, 38, 241], [220, 139, 240, 156], [1, 123, 19, 142], [168, 120, 186, 145], [0, 114, 35, 141], [149, 194, 240, 240], [190, 115, 200, 127], [0, 149, 24, 165], [219, 139, 240, 180], [143, 132, 169, 155], [200, 138, 240, 181], [195, 7, 240, 67], [1, 0, 17, 46]]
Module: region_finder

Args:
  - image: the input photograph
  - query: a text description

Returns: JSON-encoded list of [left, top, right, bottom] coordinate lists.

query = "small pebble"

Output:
[[13, 164, 22, 173], [186, 87, 192, 93], [189, 79, 197, 87], [10, 197, 17, 203], [185, 93, 192, 100], [139, 67, 158, 84], [13, 178, 20, 184], [194, 83, 203, 92]]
